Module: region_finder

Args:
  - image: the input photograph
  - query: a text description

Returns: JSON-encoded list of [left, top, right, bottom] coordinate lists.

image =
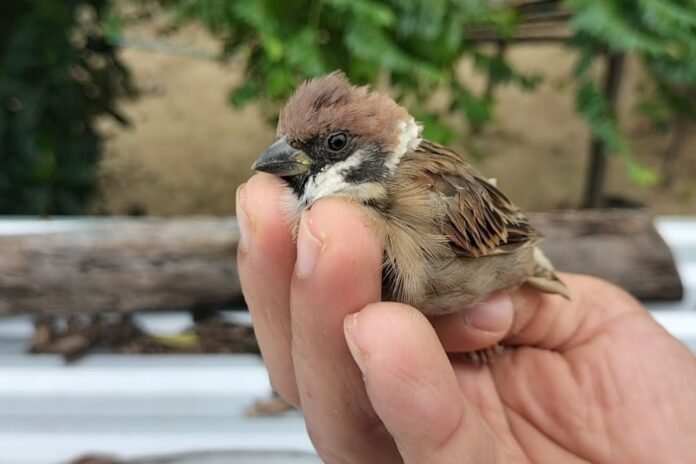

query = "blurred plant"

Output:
[[0, 0, 134, 215], [567, 0, 696, 205], [139, 0, 695, 207], [150, 0, 539, 144]]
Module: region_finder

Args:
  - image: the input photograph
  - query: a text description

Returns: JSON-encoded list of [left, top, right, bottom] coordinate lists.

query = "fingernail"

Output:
[[464, 293, 514, 332], [295, 212, 322, 278], [236, 183, 253, 252], [344, 313, 368, 373]]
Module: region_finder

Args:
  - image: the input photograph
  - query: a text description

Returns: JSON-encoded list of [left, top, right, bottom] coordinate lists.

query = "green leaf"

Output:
[[345, 20, 441, 81], [626, 161, 659, 186], [413, 109, 454, 144], [575, 80, 626, 154], [152, 332, 200, 349], [452, 87, 493, 126], [261, 33, 284, 61], [638, 0, 696, 30], [324, 0, 395, 27], [102, 11, 122, 43], [232, 0, 272, 30], [285, 29, 326, 75], [567, 1, 666, 54], [229, 78, 260, 107], [265, 67, 297, 99]]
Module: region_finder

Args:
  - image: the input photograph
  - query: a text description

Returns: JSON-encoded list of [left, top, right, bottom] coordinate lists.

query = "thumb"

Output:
[[344, 303, 506, 464], [505, 273, 642, 349], [429, 292, 514, 352], [431, 273, 638, 353]]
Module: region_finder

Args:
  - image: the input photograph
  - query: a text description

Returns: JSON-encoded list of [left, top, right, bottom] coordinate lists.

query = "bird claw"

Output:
[[449, 344, 505, 365]]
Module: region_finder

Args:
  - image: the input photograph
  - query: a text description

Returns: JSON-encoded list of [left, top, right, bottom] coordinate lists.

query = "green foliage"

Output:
[[0, 0, 133, 215], [155, 0, 537, 140], [150, 0, 694, 190], [567, 0, 696, 185]]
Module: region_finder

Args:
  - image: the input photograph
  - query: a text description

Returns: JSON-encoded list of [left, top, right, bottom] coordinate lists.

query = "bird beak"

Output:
[[252, 137, 311, 176]]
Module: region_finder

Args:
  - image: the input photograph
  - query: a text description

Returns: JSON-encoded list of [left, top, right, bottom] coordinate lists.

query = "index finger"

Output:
[[290, 199, 401, 463], [237, 173, 299, 405]]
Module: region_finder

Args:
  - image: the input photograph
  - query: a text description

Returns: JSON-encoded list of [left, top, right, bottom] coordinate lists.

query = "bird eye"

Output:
[[327, 132, 348, 151]]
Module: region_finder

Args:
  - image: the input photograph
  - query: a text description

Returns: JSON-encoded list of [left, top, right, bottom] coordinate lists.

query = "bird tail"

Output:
[[524, 247, 570, 299]]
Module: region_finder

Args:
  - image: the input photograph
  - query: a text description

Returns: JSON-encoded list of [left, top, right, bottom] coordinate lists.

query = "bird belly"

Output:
[[416, 250, 534, 314], [381, 229, 535, 316]]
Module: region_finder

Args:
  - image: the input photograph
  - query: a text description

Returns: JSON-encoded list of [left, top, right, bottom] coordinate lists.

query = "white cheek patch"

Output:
[[301, 150, 366, 205], [385, 118, 422, 173]]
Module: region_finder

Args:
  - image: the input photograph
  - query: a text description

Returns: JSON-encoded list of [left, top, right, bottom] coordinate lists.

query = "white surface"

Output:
[[0, 351, 314, 464], [0, 216, 695, 464], [649, 218, 696, 313], [0, 217, 108, 236]]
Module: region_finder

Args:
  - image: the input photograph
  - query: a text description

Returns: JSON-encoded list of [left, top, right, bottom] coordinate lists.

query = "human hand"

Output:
[[237, 173, 696, 464]]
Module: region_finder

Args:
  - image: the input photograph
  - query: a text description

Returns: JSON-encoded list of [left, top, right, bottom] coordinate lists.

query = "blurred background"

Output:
[[1, 1, 695, 463], [2, 0, 695, 218]]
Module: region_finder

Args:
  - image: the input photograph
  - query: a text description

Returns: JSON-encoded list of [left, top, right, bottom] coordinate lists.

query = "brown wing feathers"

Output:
[[415, 141, 539, 258]]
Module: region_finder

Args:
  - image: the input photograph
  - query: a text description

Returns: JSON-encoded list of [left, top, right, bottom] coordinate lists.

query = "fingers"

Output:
[[505, 273, 644, 350], [345, 303, 505, 464], [430, 292, 514, 352], [236, 174, 299, 405], [290, 199, 401, 463]]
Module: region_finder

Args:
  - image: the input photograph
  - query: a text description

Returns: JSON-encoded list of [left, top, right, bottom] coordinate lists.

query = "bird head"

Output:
[[252, 71, 422, 205]]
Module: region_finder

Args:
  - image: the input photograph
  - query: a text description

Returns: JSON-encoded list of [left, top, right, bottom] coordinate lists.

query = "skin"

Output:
[[237, 173, 696, 464]]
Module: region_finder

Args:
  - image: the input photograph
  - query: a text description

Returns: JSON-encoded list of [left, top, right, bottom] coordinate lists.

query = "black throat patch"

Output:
[[343, 155, 388, 185]]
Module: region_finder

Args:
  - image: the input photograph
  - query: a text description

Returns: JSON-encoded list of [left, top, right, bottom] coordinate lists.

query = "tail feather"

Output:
[[524, 247, 570, 299]]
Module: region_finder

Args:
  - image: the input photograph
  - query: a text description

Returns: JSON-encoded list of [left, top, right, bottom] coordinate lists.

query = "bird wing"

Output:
[[413, 140, 540, 258]]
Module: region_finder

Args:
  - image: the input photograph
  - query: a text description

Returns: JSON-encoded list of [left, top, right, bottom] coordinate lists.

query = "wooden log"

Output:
[[0, 218, 240, 316], [0, 211, 683, 316], [530, 210, 683, 301]]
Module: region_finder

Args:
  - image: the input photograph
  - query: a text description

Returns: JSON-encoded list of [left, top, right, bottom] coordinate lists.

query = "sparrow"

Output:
[[252, 72, 568, 353]]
